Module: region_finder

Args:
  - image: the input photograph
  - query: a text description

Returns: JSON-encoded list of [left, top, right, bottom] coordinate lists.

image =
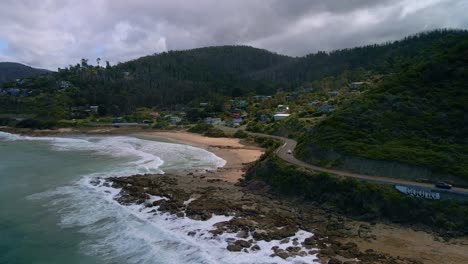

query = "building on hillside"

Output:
[[5, 88, 21, 96], [232, 100, 248, 108], [89, 106, 99, 114], [231, 109, 241, 118], [232, 118, 243, 127], [273, 113, 290, 121], [204, 117, 223, 125], [170, 116, 182, 124], [58, 81, 71, 89], [328, 91, 339, 97], [349, 82, 365, 88], [252, 95, 272, 101], [308, 101, 320, 106], [319, 102, 335, 113], [199, 102, 209, 107], [276, 105, 289, 114]]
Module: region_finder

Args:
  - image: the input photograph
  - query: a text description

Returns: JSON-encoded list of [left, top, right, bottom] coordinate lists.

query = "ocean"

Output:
[[0, 131, 316, 264]]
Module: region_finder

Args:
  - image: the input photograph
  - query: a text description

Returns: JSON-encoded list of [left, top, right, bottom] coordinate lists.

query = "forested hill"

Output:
[[250, 29, 468, 82], [297, 33, 468, 181], [119, 45, 295, 82], [0, 62, 51, 83]]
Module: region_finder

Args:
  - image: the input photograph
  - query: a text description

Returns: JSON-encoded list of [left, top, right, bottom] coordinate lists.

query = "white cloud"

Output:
[[0, 0, 466, 70]]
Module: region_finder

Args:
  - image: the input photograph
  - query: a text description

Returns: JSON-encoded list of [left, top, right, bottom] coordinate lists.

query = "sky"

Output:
[[0, 0, 467, 70]]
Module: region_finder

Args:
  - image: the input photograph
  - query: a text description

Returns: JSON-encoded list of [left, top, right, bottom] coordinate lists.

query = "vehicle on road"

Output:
[[435, 182, 452, 189], [287, 149, 292, 154]]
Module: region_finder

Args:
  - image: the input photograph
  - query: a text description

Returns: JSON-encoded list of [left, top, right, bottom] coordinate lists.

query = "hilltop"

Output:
[[0, 62, 51, 83]]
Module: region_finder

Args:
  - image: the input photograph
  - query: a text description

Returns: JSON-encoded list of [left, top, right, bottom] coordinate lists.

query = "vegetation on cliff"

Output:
[[246, 156, 468, 237], [297, 31, 468, 180]]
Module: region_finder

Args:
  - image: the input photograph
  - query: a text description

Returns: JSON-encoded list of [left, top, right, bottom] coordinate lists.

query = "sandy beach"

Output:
[[1, 127, 264, 183], [138, 131, 264, 182]]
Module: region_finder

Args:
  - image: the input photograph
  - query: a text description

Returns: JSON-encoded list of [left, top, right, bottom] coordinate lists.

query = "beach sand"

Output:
[[2, 127, 264, 183], [138, 131, 264, 182]]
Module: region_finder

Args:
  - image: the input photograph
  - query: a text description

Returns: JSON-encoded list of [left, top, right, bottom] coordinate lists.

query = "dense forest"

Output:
[[0, 62, 50, 83], [2, 29, 466, 116], [296, 31, 468, 180]]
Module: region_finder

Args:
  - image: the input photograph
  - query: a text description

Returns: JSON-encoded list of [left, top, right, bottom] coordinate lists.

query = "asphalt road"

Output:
[[246, 132, 468, 195]]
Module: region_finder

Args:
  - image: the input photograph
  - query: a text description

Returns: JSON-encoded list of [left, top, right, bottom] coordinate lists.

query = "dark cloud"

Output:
[[0, 0, 466, 69]]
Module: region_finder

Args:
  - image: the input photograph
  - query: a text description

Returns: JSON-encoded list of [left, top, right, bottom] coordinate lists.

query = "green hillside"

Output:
[[0, 62, 50, 83], [296, 34, 468, 181]]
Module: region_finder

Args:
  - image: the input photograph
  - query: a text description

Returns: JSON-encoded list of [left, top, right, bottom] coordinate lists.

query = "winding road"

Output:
[[246, 132, 468, 195]]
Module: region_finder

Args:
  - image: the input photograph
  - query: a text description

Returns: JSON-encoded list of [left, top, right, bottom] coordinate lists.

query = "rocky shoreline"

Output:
[[103, 173, 426, 264]]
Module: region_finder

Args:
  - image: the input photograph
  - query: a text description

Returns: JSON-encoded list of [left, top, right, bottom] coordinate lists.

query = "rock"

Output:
[[236, 231, 249, 239], [280, 238, 290, 244], [227, 244, 243, 252], [275, 250, 290, 259], [328, 258, 342, 264], [176, 212, 185, 217], [251, 245, 261, 251], [187, 231, 196, 237], [286, 246, 301, 253], [303, 236, 316, 246], [235, 240, 251, 248]]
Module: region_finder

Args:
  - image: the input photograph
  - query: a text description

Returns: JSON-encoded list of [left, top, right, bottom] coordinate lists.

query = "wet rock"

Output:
[[236, 230, 249, 239], [251, 245, 261, 251], [286, 246, 301, 253], [275, 250, 290, 259], [328, 258, 342, 264], [235, 240, 251, 248], [280, 238, 290, 244], [227, 244, 243, 252], [187, 231, 196, 237]]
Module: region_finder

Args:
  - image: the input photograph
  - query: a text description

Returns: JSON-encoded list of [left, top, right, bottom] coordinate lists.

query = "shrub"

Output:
[[233, 130, 249, 138], [15, 119, 57, 129]]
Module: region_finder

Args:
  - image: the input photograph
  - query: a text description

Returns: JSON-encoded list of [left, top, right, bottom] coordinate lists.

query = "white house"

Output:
[[274, 113, 290, 121]]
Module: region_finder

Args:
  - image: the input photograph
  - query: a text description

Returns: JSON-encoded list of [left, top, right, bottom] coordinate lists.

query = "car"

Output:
[[435, 182, 452, 189], [287, 149, 292, 154]]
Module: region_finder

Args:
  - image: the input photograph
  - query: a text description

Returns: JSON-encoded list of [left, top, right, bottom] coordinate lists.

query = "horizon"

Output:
[[1, 0, 467, 70]]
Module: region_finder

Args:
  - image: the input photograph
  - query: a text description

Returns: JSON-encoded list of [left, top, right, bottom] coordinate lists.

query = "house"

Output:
[[6, 88, 21, 96], [319, 102, 335, 113], [58, 81, 71, 89], [274, 113, 290, 121], [328, 91, 339, 97], [234, 100, 248, 108], [231, 109, 241, 118], [204, 117, 223, 125], [308, 101, 320, 106], [199, 102, 209, 107], [276, 105, 289, 114], [232, 118, 243, 127], [170, 116, 182, 124], [89, 106, 99, 114], [252, 95, 272, 101], [349, 82, 365, 88]]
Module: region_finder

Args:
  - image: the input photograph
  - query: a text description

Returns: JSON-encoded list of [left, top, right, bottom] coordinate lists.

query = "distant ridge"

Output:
[[0, 62, 51, 83]]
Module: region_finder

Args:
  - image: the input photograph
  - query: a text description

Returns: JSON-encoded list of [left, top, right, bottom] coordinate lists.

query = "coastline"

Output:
[[2, 127, 468, 263], [0, 127, 264, 182], [136, 131, 264, 182]]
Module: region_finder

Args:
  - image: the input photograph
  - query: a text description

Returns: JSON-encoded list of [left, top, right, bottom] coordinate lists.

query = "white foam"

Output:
[[31, 175, 319, 264], [1, 132, 226, 175]]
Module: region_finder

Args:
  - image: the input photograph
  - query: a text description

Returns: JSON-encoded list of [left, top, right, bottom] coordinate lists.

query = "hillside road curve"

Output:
[[246, 132, 468, 195]]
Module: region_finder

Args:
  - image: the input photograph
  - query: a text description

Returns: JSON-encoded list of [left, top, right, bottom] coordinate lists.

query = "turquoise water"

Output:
[[0, 133, 226, 264], [0, 139, 118, 264], [0, 132, 318, 264]]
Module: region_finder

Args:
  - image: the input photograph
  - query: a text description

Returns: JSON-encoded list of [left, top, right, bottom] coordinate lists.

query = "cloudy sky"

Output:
[[0, 0, 467, 70]]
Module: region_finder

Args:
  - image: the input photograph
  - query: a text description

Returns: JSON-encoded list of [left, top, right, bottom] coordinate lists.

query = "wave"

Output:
[[0, 132, 226, 175], [30, 177, 318, 264]]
